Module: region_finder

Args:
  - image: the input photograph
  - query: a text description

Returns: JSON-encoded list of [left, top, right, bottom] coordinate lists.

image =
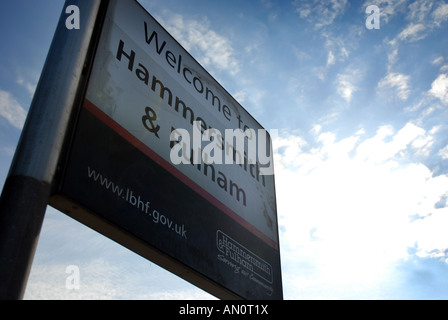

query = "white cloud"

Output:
[[232, 90, 247, 104], [432, 56, 444, 65], [299, 8, 311, 19], [356, 122, 434, 162], [429, 73, 448, 105], [335, 69, 362, 103], [337, 77, 355, 102], [378, 72, 411, 101], [432, 2, 448, 26], [327, 50, 335, 67], [0, 89, 27, 129], [409, 206, 448, 259], [293, 0, 348, 29], [16, 74, 37, 97], [439, 145, 448, 160], [388, 47, 399, 68], [363, 0, 408, 25], [430, 58, 448, 75], [156, 13, 240, 75], [407, 0, 433, 23], [396, 0, 448, 42], [322, 33, 351, 65], [274, 122, 448, 298], [398, 23, 426, 42]]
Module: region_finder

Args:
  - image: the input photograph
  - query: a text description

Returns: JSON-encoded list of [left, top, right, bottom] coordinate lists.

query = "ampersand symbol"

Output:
[[142, 106, 160, 138]]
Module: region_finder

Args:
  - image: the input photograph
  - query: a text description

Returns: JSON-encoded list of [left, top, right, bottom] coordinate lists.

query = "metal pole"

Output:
[[0, 0, 103, 299]]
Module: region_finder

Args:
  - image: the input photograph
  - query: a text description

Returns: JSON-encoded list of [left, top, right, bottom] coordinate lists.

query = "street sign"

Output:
[[51, 0, 282, 299]]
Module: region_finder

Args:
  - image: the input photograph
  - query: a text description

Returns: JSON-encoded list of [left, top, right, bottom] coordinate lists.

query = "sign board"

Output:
[[51, 0, 282, 300]]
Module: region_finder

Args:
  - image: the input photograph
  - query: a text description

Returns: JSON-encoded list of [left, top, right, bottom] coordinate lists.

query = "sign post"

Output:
[[0, 0, 105, 299], [51, 0, 282, 300], [0, 0, 282, 300]]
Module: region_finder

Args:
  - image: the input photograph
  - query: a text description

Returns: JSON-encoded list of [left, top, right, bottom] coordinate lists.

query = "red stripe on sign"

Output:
[[83, 99, 279, 250]]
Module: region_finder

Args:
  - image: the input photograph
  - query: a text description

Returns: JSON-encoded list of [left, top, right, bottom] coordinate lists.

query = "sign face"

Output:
[[52, 0, 282, 300]]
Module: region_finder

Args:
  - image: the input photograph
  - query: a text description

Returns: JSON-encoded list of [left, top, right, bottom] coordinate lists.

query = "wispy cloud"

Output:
[[378, 1, 448, 105], [395, 0, 448, 43], [156, 13, 240, 76], [432, 1, 448, 26], [398, 23, 426, 42], [429, 73, 448, 105], [378, 72, 411, 101], [0, 89, 27, 129], [16, 74, 38, 97], [327, 50, 336, 67], [431, 56, 448, 74], [363, 0, 408, 25], [335, 67, 363, 103], [432, 56, 444, 66], [407, 0, 434, 23], [439, 145, 448, 160], [336, 75, 356, 102], [293, 0, 348, 29], [323, 31, 351, 64]]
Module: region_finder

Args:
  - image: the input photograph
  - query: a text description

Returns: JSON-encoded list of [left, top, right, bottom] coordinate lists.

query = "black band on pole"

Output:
[[0, 176, 51, 299]]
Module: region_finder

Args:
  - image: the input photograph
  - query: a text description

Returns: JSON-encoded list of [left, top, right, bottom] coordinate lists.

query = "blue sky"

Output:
[[1, 0, 448, 299]]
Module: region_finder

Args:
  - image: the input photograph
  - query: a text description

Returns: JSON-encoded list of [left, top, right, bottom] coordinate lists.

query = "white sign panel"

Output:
[[87, 0, 278, 247], [56, 0, 282, 299]]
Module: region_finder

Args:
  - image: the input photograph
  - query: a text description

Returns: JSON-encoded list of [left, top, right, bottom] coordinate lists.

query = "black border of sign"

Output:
[[50, 0, 283, 300]]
